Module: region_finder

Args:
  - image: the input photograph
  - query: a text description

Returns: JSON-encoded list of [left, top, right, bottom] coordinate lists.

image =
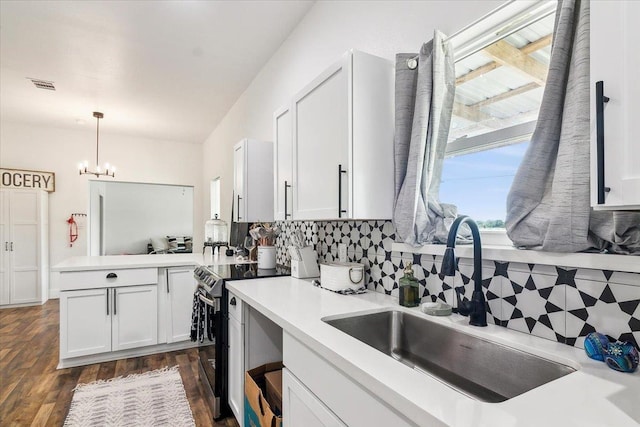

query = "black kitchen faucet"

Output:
[[441, 215, 488, 327]]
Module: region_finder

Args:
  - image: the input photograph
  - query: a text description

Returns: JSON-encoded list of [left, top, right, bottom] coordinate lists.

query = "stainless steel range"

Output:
[[193, 262, 290, 421]]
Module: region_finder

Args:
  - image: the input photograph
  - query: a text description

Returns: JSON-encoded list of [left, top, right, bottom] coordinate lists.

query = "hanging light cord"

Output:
[[95, 113, 100, 168]]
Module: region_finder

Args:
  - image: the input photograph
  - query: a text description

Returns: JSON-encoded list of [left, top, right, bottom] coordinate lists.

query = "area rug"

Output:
[[64, 366, 196, 427]]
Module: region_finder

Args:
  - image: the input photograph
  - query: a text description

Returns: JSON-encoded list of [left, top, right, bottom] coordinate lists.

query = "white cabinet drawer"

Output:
[[284, 332, 417, 427], [60, 268, 158, 291], [283, 368, 346, 427], [228, 290, 243, 323]]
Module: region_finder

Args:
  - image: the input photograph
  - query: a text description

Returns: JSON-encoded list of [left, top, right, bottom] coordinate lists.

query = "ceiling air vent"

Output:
[[28, 78, 56, 91]]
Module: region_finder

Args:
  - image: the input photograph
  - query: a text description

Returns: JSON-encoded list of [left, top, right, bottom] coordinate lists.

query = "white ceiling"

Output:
[[0, 0, 314, 143]]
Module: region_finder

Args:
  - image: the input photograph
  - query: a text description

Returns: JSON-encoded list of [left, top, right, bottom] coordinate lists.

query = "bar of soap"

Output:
[[421, 302, 452, 316]]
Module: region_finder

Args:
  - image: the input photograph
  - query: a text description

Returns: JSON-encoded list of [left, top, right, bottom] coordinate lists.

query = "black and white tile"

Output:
[[457, 260, 502, 326], [500, 266, 566, 342], [275, 219, 640, 351], [565, 279, 640, 349]]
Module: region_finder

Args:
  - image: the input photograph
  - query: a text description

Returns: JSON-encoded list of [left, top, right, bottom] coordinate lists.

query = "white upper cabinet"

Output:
[[233, 139, 274, 222], [293, 55, 350, 220], [283, 50, 394, 221], [274, 106, 293, 221], [590, 0, 640, 209]]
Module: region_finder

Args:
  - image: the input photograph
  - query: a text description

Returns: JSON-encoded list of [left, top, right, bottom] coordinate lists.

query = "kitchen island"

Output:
[[227, 276, 640, 427], [52, 253, 247, 368]]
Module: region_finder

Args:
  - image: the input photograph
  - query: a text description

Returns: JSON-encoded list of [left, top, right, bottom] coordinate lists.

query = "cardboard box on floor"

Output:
[[245, 362, 283, 427], [264, 369, 283, 415]]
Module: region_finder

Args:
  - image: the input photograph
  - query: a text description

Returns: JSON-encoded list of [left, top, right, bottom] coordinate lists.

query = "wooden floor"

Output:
[[0, 299, 239, 427]]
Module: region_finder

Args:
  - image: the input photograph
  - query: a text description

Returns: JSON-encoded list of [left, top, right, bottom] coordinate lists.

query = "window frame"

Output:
[[440, 0, 556, 238], [210, 177, 221, 220]]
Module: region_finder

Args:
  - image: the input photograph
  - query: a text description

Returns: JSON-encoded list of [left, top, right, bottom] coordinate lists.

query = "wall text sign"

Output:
[[1, 168, 55, 192]]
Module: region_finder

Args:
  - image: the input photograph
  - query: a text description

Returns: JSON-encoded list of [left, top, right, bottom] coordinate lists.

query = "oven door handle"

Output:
[[198, 293, 220, 312]]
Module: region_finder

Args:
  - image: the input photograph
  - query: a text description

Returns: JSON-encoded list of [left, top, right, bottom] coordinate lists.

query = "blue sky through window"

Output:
[[440, 141, 529, 223]]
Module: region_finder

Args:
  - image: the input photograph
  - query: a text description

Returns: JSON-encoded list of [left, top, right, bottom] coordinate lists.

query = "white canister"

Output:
[[257, 245, 276, 269], [319, 262, 365, 292]]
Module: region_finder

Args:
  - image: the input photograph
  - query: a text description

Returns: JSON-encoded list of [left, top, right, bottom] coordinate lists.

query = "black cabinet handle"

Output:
[[230, 297, 237, 306], [284, 180, 292, 219], [237, 195, 242, 220], [10, 242, 13, 251], [596, 80, 611, 204], [338, 164, 347, 218], [113, 288, 117, 315], [106, 288, 110, 316], [106, 272, 117, 279]]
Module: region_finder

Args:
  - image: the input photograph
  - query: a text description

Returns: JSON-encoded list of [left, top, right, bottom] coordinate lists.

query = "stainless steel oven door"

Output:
[[196, 290, 222, 419]]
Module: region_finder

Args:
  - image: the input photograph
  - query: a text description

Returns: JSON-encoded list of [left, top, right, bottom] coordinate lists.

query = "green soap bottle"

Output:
[[399, 263, 420, 307]]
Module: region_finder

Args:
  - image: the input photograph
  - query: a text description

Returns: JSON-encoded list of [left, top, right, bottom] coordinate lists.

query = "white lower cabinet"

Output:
[[228, 313, 244, 426], [165, 268, 196, 343], [284, 332, 415, 427], [60, 288, 111, 359], [283, 368, 346, 427], [111, 285, 158, 351], [60, 284, 158, 359]]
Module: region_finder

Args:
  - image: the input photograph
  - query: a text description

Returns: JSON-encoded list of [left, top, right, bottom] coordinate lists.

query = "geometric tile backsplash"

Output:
[[274, 220, 640, 350]]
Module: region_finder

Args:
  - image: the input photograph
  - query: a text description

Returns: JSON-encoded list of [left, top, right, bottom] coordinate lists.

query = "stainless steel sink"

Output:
[[323, 310, 576, 403]]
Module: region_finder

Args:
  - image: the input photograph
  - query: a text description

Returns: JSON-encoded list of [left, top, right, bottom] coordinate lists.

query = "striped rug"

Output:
[[64, 366, 195, 427]]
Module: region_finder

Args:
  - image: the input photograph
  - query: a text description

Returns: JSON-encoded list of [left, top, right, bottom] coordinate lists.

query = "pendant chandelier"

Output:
[[78, 112, 115, 178]]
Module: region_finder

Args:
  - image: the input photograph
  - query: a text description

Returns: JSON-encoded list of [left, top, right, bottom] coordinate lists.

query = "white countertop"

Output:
[[52, 253, 245, 271], [227, 277, 640, 427]]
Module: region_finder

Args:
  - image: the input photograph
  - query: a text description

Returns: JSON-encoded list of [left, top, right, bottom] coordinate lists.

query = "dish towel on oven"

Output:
[[190, 288, 216, 343], [190, 290, 204, 342]]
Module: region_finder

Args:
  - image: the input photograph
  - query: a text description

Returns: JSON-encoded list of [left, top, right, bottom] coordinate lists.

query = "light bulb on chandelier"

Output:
[[78, 112, 115, 178]]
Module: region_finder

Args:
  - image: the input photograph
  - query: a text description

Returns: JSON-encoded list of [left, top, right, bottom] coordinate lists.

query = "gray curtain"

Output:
[[393, 31, 457, 246], [506, 0, 640, 254]]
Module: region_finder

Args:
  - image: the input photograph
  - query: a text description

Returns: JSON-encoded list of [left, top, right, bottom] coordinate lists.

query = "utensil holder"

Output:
[[257, 246, 276, 269]]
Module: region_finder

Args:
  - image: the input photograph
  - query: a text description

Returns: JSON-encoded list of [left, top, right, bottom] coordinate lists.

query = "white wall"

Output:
[[201, 0, 504, 227], [0, 122, 203, 293]]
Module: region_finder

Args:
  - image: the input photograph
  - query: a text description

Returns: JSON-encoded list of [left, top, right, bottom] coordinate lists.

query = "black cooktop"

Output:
[[206, 262, 290, 281]]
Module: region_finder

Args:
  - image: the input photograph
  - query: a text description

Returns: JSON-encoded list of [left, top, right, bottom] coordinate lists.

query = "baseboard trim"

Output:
[[57, 340, 202, 369]]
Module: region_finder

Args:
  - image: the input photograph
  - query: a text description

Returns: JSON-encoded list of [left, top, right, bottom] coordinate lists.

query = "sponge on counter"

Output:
[[421, 302, 452, 316]]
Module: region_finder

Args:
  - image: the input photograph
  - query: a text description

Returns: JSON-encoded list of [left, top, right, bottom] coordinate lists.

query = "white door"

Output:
[[166, 268, 196, 343], [228, 315, 244, 427], [112, 285, 158, 351], [60, 288, 112, 358], [234, 141, 246, 222], [0, 191, 9, 305], [282, 368, 346, 427], [293, 55, 350, 220], [590, 0, 640, 209], [9, 191, 40, 303], [274, 107, 293, 221]]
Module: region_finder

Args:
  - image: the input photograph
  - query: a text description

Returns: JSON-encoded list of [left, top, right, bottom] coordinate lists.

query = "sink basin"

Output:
[[323, 309, 576, 402]]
